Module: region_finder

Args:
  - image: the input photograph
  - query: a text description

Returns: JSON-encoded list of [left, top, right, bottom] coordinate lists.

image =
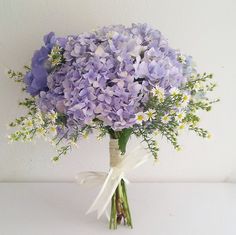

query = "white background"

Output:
[[0, 0, 235, 182]]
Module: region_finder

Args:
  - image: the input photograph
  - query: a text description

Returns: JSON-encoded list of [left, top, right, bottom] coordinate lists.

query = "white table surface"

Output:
[[0, 183, 235, 235]]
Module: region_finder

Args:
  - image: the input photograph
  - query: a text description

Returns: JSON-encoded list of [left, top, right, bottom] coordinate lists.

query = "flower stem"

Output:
[[109, 130, 133, 229], [121, 179, 133, 228], [109, 191, 117, 229], [109, 179, 133, 229]]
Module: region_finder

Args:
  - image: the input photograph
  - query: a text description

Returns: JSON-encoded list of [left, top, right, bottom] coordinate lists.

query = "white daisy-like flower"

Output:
[[175, 112, 186, 122], [181, 93, 191, 107], [178, 54, 186, 64], [182, 93, 191, 103], [49, 125, 57, 136], [145, 109, 156, 120], [47, 111, 57, 123], [23, 118, 33, 128], [169, 87, 180, 96], [178, 123, 186, 130], [151, 85, 165, 101], [161, 114, 170, 124], [135, 112, 148, 124], [193, 82, 202, 91]]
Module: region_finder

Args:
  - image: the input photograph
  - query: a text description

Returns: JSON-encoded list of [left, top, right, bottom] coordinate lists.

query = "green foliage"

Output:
[[8, 66, 218, 161], [134, 128, 159, 159], [7, 69, 24, 83], [131, 72, 218, 158], [117, 128, 133, 155]]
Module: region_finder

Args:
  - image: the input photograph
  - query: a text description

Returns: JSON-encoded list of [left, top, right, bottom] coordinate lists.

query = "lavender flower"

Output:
[[26, 24, 195, 130], [10, 23, 218, 163], [24, 32, 62, 96]]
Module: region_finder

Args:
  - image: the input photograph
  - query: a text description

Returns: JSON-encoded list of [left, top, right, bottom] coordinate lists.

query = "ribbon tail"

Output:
[[86, 168, 123, 219], [97, 173, 123, 219], [75, 171, 107, 186], [85, 145, 151, 219]]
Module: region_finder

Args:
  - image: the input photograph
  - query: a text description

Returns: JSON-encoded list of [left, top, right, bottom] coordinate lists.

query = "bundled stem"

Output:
[[109, 179, 133, 229], [109, 130, 133, 229]]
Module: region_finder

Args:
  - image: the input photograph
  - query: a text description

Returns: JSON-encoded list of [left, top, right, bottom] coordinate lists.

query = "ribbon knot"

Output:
[[76, 140, 150, 219]]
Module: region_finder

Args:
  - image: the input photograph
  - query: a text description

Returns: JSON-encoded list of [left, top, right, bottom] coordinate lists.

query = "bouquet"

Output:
[[8, 23, 218, 229]]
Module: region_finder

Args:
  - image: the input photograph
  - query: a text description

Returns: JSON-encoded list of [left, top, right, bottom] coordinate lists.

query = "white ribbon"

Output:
[[75, 139, 150, 219]]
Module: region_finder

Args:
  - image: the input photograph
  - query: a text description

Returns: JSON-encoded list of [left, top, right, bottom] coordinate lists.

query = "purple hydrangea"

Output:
[[24, 32, 62, 96], [26, 24, 194, 130]]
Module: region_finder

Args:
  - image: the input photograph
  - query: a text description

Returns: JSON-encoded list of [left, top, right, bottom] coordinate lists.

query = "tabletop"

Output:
[[0, 182, 235, 235]]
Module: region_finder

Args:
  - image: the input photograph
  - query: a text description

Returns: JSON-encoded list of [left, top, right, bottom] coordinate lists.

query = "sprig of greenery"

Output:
[[134, 127, 159, 159], [8, 65, 218, 162], [7, 69, 24, 83]]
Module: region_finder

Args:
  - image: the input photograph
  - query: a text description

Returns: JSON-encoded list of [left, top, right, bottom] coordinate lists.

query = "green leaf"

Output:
[[118, 128, 132, 154]]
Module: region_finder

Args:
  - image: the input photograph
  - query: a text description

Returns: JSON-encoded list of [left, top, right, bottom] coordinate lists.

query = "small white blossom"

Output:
[[145, 109, 156, 120], [175, 112, 186, 122], [169, 87, 180, 96], [49, 126, 57, 136], [36, 127, 46, 136], [47, 111, 57, 123], [178, 123, 186, 130], [193, 82, 202, 91], [151, 85, 165, 102], [24, 119, 33, 128], [182, 93, 191, 103], [161, 114, 170, 124], [181, 93, 191, 107], [135, 112, 148, 124], [178, 54, 186, 64]]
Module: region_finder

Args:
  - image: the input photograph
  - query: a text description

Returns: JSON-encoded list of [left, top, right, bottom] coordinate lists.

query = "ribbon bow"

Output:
[[76, 140, 150, 219]]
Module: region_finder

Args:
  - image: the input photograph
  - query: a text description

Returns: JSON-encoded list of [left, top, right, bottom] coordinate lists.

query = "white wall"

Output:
[[0, 0, 235, 182]]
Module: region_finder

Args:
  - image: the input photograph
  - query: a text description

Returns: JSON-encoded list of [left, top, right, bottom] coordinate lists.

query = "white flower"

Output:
[[47, 111, 57, 123], [23, 118, 33, 128], [151, 85, 165, 101], [49, 125, 57, 136], [145, 109, 156, 120], [178, 123, 186, 130], [182, 93, 191, 103], [36, 127, 46, 136], [175, 112, 186, 122], [135, 112, 148, 124], [178, 54, 186, 64], [169, 87, 180, 96], [161, 114, 170, 124], [35, 112, 45, 125], [181, 93, 191, 107], [193, 82, 202, 91]]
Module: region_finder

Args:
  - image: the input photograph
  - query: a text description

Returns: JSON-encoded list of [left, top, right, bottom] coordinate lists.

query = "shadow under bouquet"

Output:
[[8, 23, 218, 229]]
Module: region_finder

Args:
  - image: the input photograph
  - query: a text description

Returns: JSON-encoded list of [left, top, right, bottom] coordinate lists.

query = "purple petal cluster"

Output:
[[29, 24, 193, 130], [24, 32, 67, 96]]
